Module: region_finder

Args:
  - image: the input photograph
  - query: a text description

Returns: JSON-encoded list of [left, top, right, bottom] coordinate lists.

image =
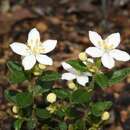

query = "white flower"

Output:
[[10, 28, 57, 70], [61, 62, 92, 86], [85, 31, 130, 69]]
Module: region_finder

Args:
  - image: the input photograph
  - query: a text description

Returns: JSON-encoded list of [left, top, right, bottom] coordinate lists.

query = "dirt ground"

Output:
[[1, 0, 130, 130]]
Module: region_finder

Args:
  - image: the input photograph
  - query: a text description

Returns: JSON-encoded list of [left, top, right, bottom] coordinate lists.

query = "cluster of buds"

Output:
[[33, 64, 46, 76]]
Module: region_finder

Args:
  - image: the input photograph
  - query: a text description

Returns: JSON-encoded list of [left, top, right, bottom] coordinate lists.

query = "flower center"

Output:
[[98, 40, 113, 52], [27, 39, 44, 54]]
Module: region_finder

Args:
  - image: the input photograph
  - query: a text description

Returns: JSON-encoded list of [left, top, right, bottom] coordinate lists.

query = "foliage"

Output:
[[6, 28, 130, 130]]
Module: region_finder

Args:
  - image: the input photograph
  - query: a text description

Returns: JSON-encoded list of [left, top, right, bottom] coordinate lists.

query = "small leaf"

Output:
[[71, 89, 91, 104], [27, 119, 37, 130], [36, 108, 51, 119], [14, 119, 24, 130], [91, 101, 112, 117], [109, 67, 130, 86], [4, 90, 17, 103], [53, 89, 70, 99], [59, 122, 67, 130], [36, 80, 54, 93], [40, 71, 61, 81], [67, 60, 87, 72], [16, 92, 33, 108], [95, 73, 109, 88], [7, 61, 27, 83]]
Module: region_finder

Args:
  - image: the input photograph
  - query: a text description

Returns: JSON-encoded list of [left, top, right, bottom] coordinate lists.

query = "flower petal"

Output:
[[83, 72, 92, 77], [61, 73, 76, 80], [76, 75, 89, 86], [85, 47, 103, 58], [42, 40, 57, 53], [89, 31, 103, 48], [110, 49, 130, 61], [22, 55, 36, 70], [61, 62, 76, 73], [101, 53, 115, 69], [10, 42, 29, 56], [36, 54, 53, 65], [27, 28, 40, 44], [105, 33, 120, 48]]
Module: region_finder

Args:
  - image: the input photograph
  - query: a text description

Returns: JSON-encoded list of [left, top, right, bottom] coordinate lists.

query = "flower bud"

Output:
[[12, 106, 19, 114], [101, 111, 110, 121], [46, 105, 57, 113], [79, 52, 87, 61], [33, 71, 41, 76], [14, 115, 19, 118], [87, 58, 94, 63], [38, 64, 46, 70], [67, 81, 77, 90], [46, 93, 57, 103], [33, 64, 43, 76]]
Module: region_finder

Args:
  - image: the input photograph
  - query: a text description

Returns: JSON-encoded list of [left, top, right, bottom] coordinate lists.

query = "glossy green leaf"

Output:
[[27, 119, 37, 130], [71, 89, 91, 104], [67, 60, 87, 72], [59, 122, 67, 130], [4, 90, 17, 103], [7, 61, 27, 83], [91, 101, 112, 117], [95, 73, 109, 88], [53, 89, 70, 99], [14, 119, 24, 130], [36, 108, 51, 119], [36, 80, 54, 93], [109, 67, 130, 86], [40, 71, 61, 81], [16, 92, 33, 108]]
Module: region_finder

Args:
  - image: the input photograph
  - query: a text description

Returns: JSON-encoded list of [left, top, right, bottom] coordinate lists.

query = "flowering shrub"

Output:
[[5, 28, 130, 130]]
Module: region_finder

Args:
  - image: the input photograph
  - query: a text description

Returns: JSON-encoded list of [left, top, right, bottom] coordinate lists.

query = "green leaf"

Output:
[[71, 89, 91, 104], [95, 73, 109, 88], [109, 67, 130, 86], [56, 109, 66, 118], [16, 92, 33, 108], [33, 85, 46, 96], [36, 80, 54, 93], [59, 122, 67, 130], [36, 108, 51, 119], [67, 60, 87, 72], [53, 89, 70, 99], [91, 101, 112, 117], [7, 61, 27, 83], [40, 71, 61, 81], [14, 119, 24, 130], [96, 68, 130, 88], [4, 90, 17, 103], [27, 119, 37, 130], [66, 107, 80, 118]]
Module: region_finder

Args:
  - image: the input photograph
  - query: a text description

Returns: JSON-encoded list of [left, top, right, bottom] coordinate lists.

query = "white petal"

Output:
[[28, 28, 40, 44], [101, 53, 115, 69], [10, 42, 29, 56], [61, 73, 76, 80], [105, 33, 120, 48], [89, 31, 103, 48], [76, 76, 89, 86], [85, 47, 103, 58], [22, 55, 36, 70], [42, 40, 57, 53], [110, 49, 130, 61], [83, 72, 92, 77], [61, 62, 76, 73], [36, 54, 53, 65]]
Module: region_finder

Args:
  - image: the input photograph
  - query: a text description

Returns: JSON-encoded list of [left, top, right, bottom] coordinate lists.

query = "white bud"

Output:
[[46, 93, 57, 103]]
